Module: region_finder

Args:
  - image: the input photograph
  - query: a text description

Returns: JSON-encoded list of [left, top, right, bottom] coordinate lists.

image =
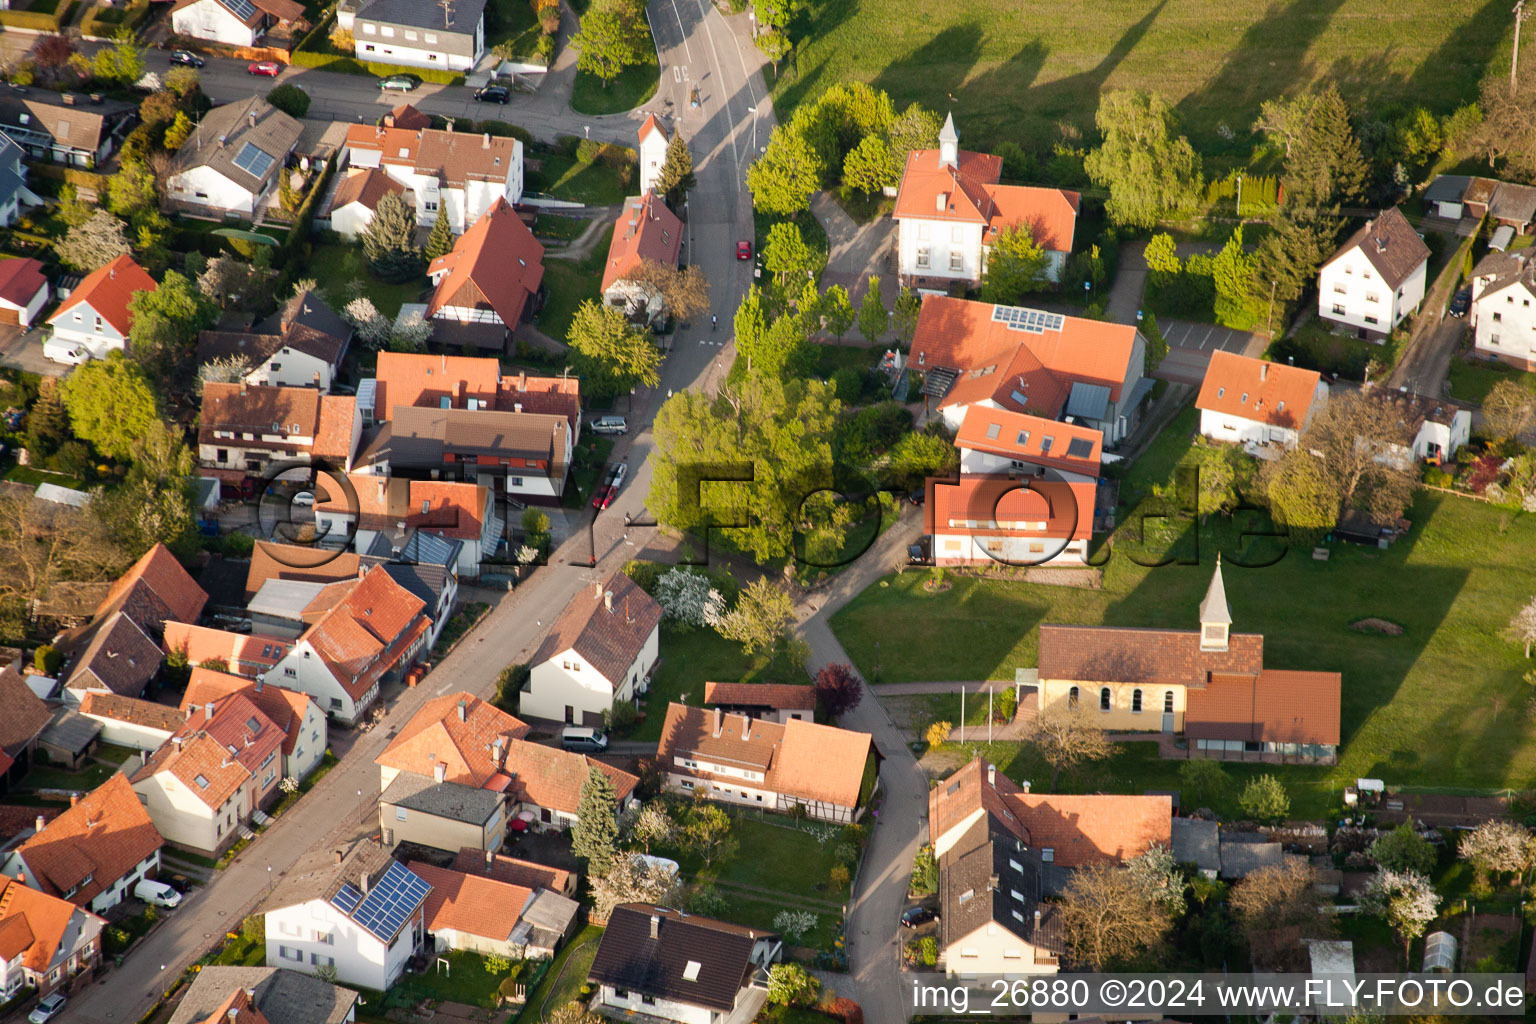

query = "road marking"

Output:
[[673, 66, 683, 82], [668, 0, 695, 61], [1197, 325, 1216, 350], [693, 0, 740, 180]]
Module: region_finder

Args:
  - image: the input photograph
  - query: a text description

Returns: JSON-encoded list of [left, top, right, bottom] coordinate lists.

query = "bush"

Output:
[[603, 698, 639, 733], [476, 120, 533, 143], [266, 83, 311, 118], [831, 366, 863, 403], [688, 884, 728, 916], [919, 936, 938, 966], [1239, 774, 1290, 823], [829, 864, 850, 891], [494, 664, 528, 711], [924, 721, 951, 747], [34, 644, 62, 676], [622, 559, 664, 594], [484, 952, 512, 973]]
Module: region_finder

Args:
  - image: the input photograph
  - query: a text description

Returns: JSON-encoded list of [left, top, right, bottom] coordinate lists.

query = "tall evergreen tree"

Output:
[[571, 767, 619, 876], [424, 213, 455, 261], [654, 134, 696, 209], [362, 192, 422, 283], [25, 378, 72, 459]]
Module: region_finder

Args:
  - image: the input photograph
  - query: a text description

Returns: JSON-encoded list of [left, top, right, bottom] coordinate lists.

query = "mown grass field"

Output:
[[834, 401, 1536, 796], [772, 0, 1513, 152]]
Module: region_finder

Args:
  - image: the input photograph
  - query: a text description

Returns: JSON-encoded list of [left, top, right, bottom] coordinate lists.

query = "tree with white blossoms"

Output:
[[1510, 596, 1536, 658], [195, 353, 253, 395], [589, 855, 682, 923], [1359, 869, 1440, 965], [1125, 844, 1186, 915], [772, 910, 817, 944], [1458, 820, 1534, 894], [342, 297, 392, 350], [654, 567, 726, 629], [388, 311, 434, 352], [627, 801, 675, 854], [278, 776, 299, 795]]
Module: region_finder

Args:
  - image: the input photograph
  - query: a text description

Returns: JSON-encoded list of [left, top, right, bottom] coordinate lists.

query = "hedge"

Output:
[[27, 163, 111, 192], [80, 0, 150, 38], [288, 49, 465, 84], [0, 0, 76, 31]]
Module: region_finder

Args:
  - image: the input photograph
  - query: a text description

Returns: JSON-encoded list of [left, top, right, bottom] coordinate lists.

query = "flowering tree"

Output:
[[342, 297, 391, 349], [772, 909, 817, 944], [628, 801, 675, 854], [1459, 820, 1533, 890], [1359, 869, 1440, 965], [654, 567, 725, 629], [389, 311, 434, 352]]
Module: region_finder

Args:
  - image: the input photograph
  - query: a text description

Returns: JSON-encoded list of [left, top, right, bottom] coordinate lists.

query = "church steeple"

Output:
[[938, 112, 959, 169], [1199, 555, 1231, 652]]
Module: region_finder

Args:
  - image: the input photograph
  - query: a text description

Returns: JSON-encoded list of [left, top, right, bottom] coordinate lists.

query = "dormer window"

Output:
[[1216, 387, 1225, 398], [1239, 393, 1248, 404]]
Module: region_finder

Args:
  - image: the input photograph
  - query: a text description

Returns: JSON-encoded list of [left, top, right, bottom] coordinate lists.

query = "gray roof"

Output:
[[520, 888, 578, 934], [173, 97, 303, 195], [1170, 817, 1220, 871], [1218, 836, 1284, 879], [389, 405, 569, 467], [167, 967, 358, 1024], [355, 0, 487, 55], [248, 578, 327, 619], [939, 816, 1061, 954], [380, 562, 451, 608], [1424, 175, 1471, 204], [0, 94, 136, 156], [260, 837, 395, 915], [1490, 182, 1536, 226], [380, 770, 504, 826], [1065, 381, 1111, 421], [1326, 207, 1430, 289], [1199, 559, 1231, 627], [39, 708, 103, 754]]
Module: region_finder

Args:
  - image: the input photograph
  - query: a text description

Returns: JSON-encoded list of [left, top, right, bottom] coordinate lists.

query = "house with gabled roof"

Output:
[[894, 114, 1079, 290], [0, 874, 105, 999], [656, 704, 876, 823], [171, 0, 307, 47], [378, 405, 572, 505], [499, 738, 638, 831], [927, 757, 1172, 977], [637, 114, 668, 195], [425, 198, 544, 352], [1196, 350, 1329, 451], [266, 566, 431, 724], [701, 681, 815, 724], [525, 573, 661, 727], [588, 904, 780, 1024], [313, 473, 499, 578], [162, 622, 293, 681], [407, 860, 577, 959], [451, 847, 575, 898], [0, 92, 136, 169], [366, 351, 580, 429], [1318, 207, 1429, 339], [1, 772, 165, 914], [46, 257, 156, 364], [1036, 559, 1341, 762], [0, 257, 50, 328], [260, 838, 429, 989], [196, 289, 352, 392], [131, 692, 284, 855], [341, 122, 519, 235], [324, 167, 406, 240], [166, 97, 304, 218], [182, 668, 326, 782], [198, 383, 361, 482], [76, 692, 183, 752], [165, 965, 359, 1024], [343, 0, 487, 71], [911, 295, 1150, 443], [601, 190, 684, 325], [0, 667, 49, 791], [1469, 248, 1536, 370]]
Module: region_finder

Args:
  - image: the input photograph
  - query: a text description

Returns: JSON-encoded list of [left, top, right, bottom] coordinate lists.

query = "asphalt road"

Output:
[[66, 4, 776, 1022]]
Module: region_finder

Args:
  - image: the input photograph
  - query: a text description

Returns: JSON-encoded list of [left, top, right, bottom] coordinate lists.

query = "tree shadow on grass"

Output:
[[868, 21, 989, 117]]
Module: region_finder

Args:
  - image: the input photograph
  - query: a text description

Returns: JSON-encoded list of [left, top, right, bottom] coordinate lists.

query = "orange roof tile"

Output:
[[407, 861, 532, 941], [48, 254, 156, 338], [1185, 669, 1341, 747], [954, 405, 1102, 476], [911, 296, 1139, 415], [320, 473, 488, 541], [426, 198, 544, 327], [637, 113, 665, 143], [343, 124, 520, 189], [925, 475, 1096, 542], [134, 730, 252, 810], [385, 103, 431, 131], [328, 167, 404, 213], [183, 668, 316, 757], [498, 739, 636, 815], [12, 773, 163, 906], [303, 566, 428, 701], [702, 681, 815, 711], [378, 692, 530, 787], [313, 394, 358, 459], [78, 692, 185, 733], [600, 191, 684, 293], [373, 351, 502, 421], [0, 875, 100, 976], [97, 542, 208, 627], [162, 623, 291, 678], [244, 541, 367, 601], [450, 848, 573, 894], [1195, 350, 1323, 431], [893, 147, 1079, 252]]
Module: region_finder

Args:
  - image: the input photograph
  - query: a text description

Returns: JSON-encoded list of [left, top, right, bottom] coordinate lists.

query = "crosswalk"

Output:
[[698, 337, 727, 346]]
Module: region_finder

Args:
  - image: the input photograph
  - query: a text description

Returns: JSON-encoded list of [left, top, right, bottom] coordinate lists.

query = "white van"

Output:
[[590, 416, 628, 436], [560, 726, 608, 752], [42, 338, 90, 365], [133, 878, 182, 908]]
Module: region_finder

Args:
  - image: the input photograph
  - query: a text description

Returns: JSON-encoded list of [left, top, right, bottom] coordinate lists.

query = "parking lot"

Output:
[[1154, 318, 1268, 385], [0, 325, 50, 375]]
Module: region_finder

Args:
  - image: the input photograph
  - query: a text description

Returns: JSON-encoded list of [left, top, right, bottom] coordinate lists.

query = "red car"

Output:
[[248, 61, 281, 76], [736, 240, 752, 260], [591, 462, 627, 510]]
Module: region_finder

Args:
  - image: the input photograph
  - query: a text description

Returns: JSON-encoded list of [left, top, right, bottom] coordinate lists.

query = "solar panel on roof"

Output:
[[217, 0, 258, 20], [349, 861, 430, 941], [331, 882, 362, 916], [232, 141, 276, 180], [991, 304, 1064, 334], [1066, 437, 1094, 459]]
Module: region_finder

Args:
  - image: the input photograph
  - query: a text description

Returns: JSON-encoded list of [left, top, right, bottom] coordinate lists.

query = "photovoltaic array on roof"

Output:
[[349, 861, 430, 941], [233, 141, 276, 180], [1065, 437, 1095, 459], [991, 304, 1064, 334], [330, 882, 362, 916], [217, 0, 258, 19]]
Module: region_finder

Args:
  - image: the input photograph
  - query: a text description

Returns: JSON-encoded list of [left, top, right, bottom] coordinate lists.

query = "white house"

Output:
[[1371, 391, 1471, 467], [198, 384, 361, 481], [601, 191, 683, 325], [183, 668, 328, 784], [347, 0, 486, 71], [261, 840, 428, 991], [407, 861, 578, 960], [525, 573, 661, 726], [195, 289, 353, 392], [893, 114, 1079, 290], [0, 877, 104, 1000], [1469, 248, 1536, 371], [341, 124, 522, 235], [1196, 350, 1329, 450], [45, 254, 156, 364], [170, 0, 306, 46], [76, 692, 183, 752], [166, 97, 303, 218], [588, 905, 781, 1024], [424, 198, 544, 349], [637, 114, 667, 196], [315, 475, 499, 579], [324, 168, 406, 240], [0, 257, 50, 327], [1318, 207, 1429, 340]]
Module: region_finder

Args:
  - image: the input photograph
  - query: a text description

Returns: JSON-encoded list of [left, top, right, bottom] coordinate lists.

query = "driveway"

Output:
[[0, 327, 53, 375], [812, 192, 896, 307], [1155, 319, 1267, 385]]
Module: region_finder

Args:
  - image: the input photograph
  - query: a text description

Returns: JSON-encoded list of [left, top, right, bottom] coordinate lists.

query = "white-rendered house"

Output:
[[1318, 207, 1429, 339], [45, 255, 156, 363], [524, 575, 661, 726], [166, 98, 303, 218], [171, 0, 306, 46], [0, 257, 49, 327], [637, 114, 667, 196], [351, 0, 486, 71], [1196, 350, 1329, 450], [341, 124, 522, 234], [1469, 249, 1536, 371]]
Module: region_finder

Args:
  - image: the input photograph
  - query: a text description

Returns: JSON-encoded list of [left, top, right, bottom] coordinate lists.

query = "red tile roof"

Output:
[[373, 351, 502, 421], [384, 103, 431, 131], [195, 986, 272, 1024], [97, 542, 208, 627], [377, 692, 530, 787], [183, 668, 317, 757], [134, 730, 250, 811], [0, 666, 50, 757], [911, 296, 1139, 415], [78, 692, 185, 733], [894, 148, 1079, 252], [601, 191, 684, 293], [954, 405, 1102, 477], [426, 198, 544, 327], [925, 475, 1096, 542], [1037, 623, 1264, 689], [1185, 669, 1342, 746], [498, 739, 636, 815], [48, 254, 156, 338], [1195, 350, 1324, 431], [343, 124, 520, 189], [12, 772, 164, 906], [200, 384, 356, 461], [0, 876, 100, 976], [450, 848, 573, 894], [302, 567, 429, 702], [637, 113, 665, 144], [244, 541, 368, 601], [318, 473, 489, 541], [329, 168, 404, 214], [407, 861, 532, 941], [702, 681, 815, 711], [529, 573, 662, 687], [162, 622, 291, 678], [0, 257, 46, 307]]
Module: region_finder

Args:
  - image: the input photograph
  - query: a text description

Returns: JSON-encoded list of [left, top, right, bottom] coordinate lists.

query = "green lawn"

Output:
[[1267, 321, 1374, 382], [526, 152, 631, 206], [565, 433, 614, 509], [836, 402, 1536, 796], [534, 214, 594, 244], [22, 762, 117, 793], [1446, 355, 1536, 405], [390, 950, 509, 1009], [771, 0, 1511, 154], [535, 226, 613, 346], [93, 743, 138, 765], [527, 925, 602, 1020], [3, 465, 85, 490], [634, 624, 810, 741], [308, 243, 426, 321], [572, 51, 660, 115], [485, 0, 545, 60]]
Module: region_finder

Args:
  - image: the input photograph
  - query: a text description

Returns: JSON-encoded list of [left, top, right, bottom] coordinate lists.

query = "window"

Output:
[[1041, 848, 1054, 862], [1333, 283, 1346, 294], [1364, 315, 1379, 325], [278, 945, 303, 962], [363, 43, 375, 51], [362, 22, 375, 32], [1332, 303, 1346, 315], [1132, 688, 1143, 713], [425, 31, 437, 42], [1099, 687, 1111, 712], [405, 29, 417, 39], [1365, 293, 1379, 304], [957, 888, 975, 905], [951, 225, 963, 242], [216, 449, 228, 462], [1010, 889, 1024, 902], [949, 250, 963, 272], [915, 247, 930, 269], [309, 953, 335, 967], [1068, 686, 1079, 707], [313, 931, 334, 945], [1008, 859, 1023, 873], [917, 223, 930, 240], [1491, 334, 1501, 345], [380, 25, 394, 36], [1164, 690, 1174, 713], [284, 667, 297, 677], [1494, 312, 1503, 322]]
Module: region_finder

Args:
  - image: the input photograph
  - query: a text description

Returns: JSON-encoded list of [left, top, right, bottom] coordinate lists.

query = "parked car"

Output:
[[248, 61, 281, 76], [590, 415, 628, 435], [29, 994, 66, 1024], [900, 905, 939, 928], [736, 240, 752, 260], [133, 879, 182, 908], [292, 490, 315, 507], [1449, 286, 1471, 318], [591, 462, 627, 510], [378, 74, 418, 92], [474, 85, 510, 104], [561, 726, 608, 752], [169, 50, 205, 68]]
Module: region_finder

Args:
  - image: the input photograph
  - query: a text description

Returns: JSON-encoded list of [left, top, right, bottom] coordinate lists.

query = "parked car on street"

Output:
[[29, 994, 66, 1024], [591, 463, 627, 510], [561, 726, 608, 752], [736, 240, 753, 260], [474, 85, 510, 104], [133, 879, 182, 908], [378, 74, 419, 92], [1449, 286, 1471, 318], [169, 50, 205, 68], [248, 61, 281, 76], [900, 905, 939, 928]]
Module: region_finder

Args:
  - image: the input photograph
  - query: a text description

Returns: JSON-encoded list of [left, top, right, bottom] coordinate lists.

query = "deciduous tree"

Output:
[[1371, 822, 1437, 875], [747, 126, 821, 215], [980, 225, 1048, 305], [59, 353, 160, 461], [589, 855, 682, 922], [266, 83, 310, 118], [821, 284, 854, 340], [572, 0, 647, 87], [814, 662, 862, 717], [57, 210, 130, 271], [627, 801, 674, 854], [842, 134, 895, 196], [1229, 860, 1328, 968], [891, 287, 921, 347], [567, 300, 662, 399], [1459, 820, 1532, 878], [762, 221, 821, 285], [342, 297, 393, 350], [1056, 862, 1173, 969], [1084, 90, 1202, 228], [1359, 869, 1440, 965], [129, 270, 219, 382], [1511, 596, 1536, 658], [765, 964, 819, 1007], [1239, 774, 1290, 823], [1031, 702, 1114, 789], [680, 804, 736, 866], [856, 276, 886, 345], [884, 103, 941, 180], [717, 577, 796, 661], [1483, 380, 1536, 441]]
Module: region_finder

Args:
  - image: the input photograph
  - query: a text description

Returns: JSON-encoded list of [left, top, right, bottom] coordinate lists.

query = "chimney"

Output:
[[34, 815, 44, 833], [248, 110, 256, 129], [360, 870, 370, 895], [228, 1009, 240, 1024], [485, 849, 494, 869], [1260, 362, 1268, 381], [457, 698, 468, 721], [255, 675, 263, 693], [603, 590, 613, 612], [1020, 779, 1031, 793], [649, 914, 660, 939], [434, 761, 447, 784], [987, 764, 996, 787], [244, 989, 256, 1001], [384, 113, 396, 128], [333, 849, 344, 865], [988, 874, 1000, 891], [69, 793, 79, 808], [454, 380, 466, 405], [594, 581, 603, 598], [712, 707, 723, 737], [205, 701, 216, 720], [172, 737, 183, 753], [15, 871, 23, 885], [517, 371, 527, 391], [741, 715, 751, 741], [482, 132, 491, 149], [514, 402, 523, 414], [1033, 908, 1042, 932], [936, 192, 947, 212]]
